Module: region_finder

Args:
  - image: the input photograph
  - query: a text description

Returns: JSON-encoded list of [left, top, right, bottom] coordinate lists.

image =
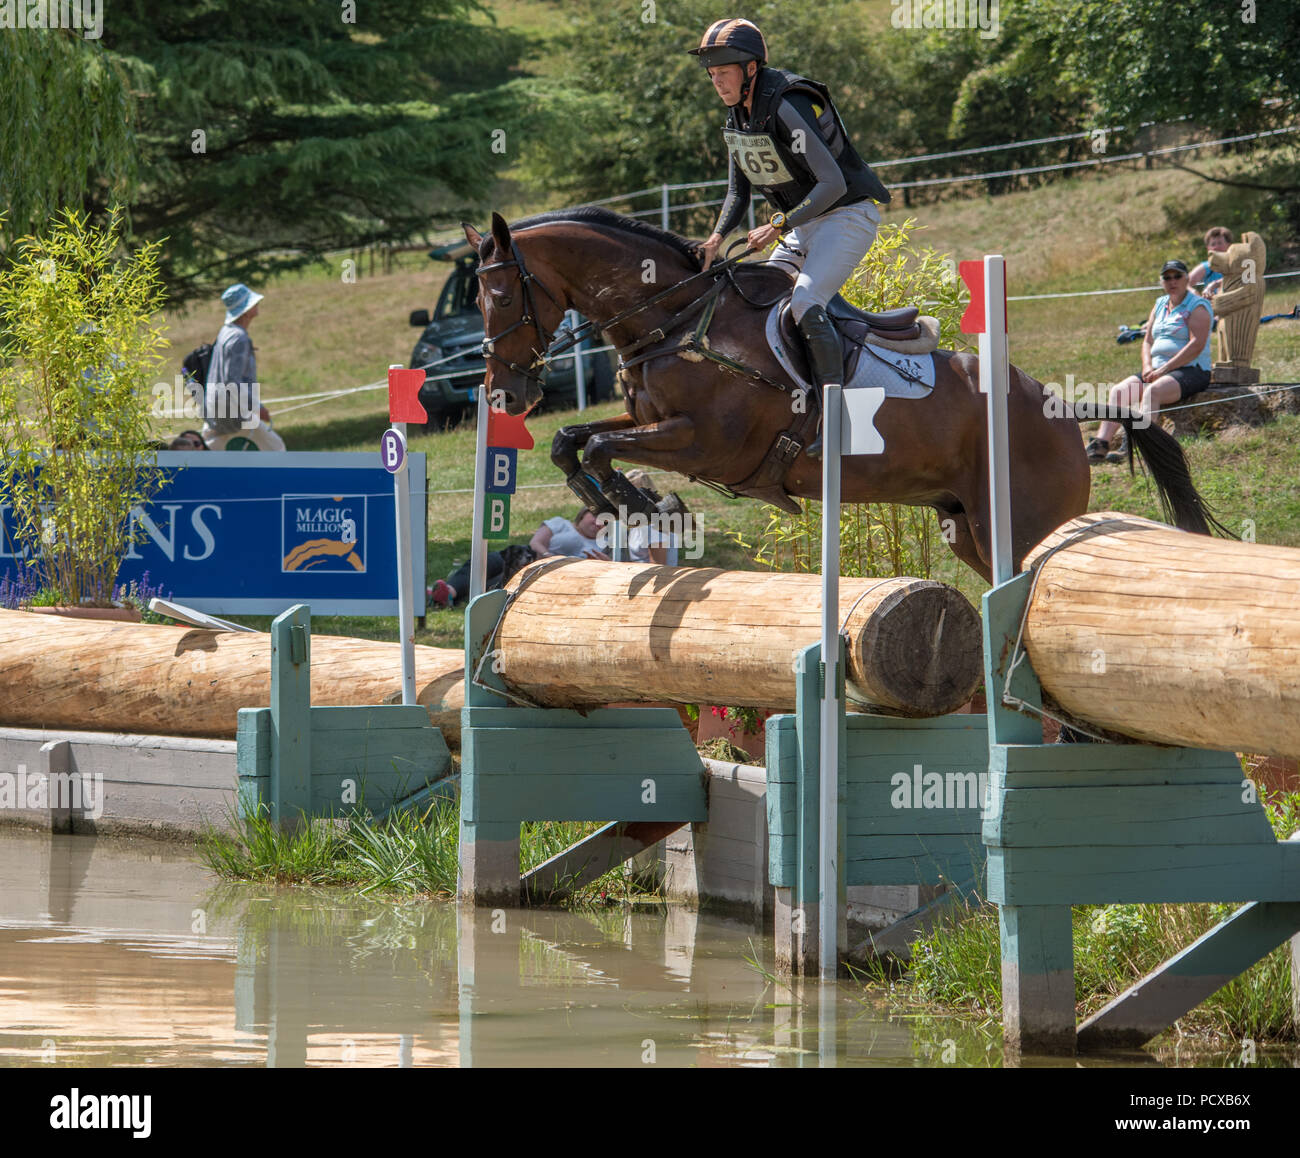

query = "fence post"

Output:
[[570, 308, 587, 411], [269, 604, 312, 829], [661, 183, 670, 231]]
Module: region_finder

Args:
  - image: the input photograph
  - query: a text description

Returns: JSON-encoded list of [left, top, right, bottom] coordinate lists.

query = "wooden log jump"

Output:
[[0, 609, 466, 741], [493, 559, 983, 718], [1019, 511, 1300, 757], [0, 561, 981, 744]]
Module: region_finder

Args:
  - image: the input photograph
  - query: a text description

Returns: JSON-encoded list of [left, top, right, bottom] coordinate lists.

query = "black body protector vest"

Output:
[[722, 67, 890, 215]]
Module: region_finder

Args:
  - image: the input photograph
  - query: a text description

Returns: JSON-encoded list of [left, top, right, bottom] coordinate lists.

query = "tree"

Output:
[[84, 0, 576, 303], [1038, 0, 1300, 135], [0, 32, 135, 253], [519, 0, 896, 225]]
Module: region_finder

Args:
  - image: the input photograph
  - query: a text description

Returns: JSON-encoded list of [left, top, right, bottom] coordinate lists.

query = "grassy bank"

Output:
[[200, 796, 659, 907], [860, 790, 1300, 1050]]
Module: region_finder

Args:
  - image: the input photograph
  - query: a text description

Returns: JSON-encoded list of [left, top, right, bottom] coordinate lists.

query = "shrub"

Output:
[[0, 207, 168, 606]]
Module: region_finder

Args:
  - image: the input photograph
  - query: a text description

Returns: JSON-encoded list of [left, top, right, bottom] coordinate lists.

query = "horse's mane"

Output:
[[481, 206, 698, 263]]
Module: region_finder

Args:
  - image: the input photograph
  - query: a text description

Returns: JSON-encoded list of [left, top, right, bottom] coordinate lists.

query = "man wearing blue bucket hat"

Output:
[[202, 283, 285, 450]]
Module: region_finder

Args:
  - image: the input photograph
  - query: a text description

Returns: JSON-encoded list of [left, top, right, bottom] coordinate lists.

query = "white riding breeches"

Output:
[[767, 199, 881, 322]]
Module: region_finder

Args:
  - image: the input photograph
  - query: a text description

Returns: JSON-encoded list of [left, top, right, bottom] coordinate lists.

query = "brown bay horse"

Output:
[[465, 207, 1219, 580]]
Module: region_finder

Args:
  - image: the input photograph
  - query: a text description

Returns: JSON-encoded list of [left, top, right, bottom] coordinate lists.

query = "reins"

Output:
[[476, 237, 760, 384]]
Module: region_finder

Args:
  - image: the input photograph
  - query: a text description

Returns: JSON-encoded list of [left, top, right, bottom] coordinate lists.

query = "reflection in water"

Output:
[[0, 829, 1001, 1067]]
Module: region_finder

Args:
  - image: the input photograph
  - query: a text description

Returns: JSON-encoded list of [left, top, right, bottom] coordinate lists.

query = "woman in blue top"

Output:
[[1087, 259, 1214, 464]]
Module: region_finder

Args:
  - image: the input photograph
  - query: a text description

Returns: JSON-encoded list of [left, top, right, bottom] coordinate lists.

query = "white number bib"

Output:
[[723, 130, 795, 187]]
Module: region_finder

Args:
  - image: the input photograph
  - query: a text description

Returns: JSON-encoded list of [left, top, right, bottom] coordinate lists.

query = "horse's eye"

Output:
[[497, 294, 512, 308]]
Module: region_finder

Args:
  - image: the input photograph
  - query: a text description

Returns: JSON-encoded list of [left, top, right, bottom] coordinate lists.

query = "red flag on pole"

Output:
[[486, 406, 534, 450], [388, 367, 428, 423], [958, 260, 986, 334]]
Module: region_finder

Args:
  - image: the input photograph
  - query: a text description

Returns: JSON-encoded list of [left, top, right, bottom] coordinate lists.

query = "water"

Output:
[[0, 830, 1000, 1067], [5, 829, 1271, 1069]]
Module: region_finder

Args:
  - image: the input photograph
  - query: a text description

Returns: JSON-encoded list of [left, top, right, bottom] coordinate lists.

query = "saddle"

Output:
[[777, 296, 923, 384], [727, 266, 933, 380]]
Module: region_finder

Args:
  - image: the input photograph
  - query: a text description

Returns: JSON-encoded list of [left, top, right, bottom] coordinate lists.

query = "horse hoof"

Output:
[[655, 492, 688, 518]]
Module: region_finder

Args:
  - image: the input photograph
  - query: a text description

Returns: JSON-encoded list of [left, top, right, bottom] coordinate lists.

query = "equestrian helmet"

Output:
[[688, 18, 767, 68]]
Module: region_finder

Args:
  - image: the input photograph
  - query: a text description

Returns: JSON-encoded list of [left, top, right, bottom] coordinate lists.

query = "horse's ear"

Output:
[[490, 212, 512, 256], [462, 222, 483, 250]]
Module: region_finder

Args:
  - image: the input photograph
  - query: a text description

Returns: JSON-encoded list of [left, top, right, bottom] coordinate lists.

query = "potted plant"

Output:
[[0, 208, 168, 618]]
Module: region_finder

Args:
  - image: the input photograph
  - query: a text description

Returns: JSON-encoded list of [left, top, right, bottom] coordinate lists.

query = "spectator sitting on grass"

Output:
[[427, 507, 608, 607]]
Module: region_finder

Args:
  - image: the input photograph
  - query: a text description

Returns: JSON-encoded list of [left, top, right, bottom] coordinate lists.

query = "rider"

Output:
[[690, 18, 891, 458]]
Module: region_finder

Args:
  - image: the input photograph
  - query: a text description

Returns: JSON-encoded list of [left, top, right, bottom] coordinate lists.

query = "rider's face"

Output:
[[708, 63, 750, 107]]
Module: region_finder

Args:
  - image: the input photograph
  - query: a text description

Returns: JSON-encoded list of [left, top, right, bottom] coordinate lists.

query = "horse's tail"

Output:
[[1074, 403, 1235, 538]]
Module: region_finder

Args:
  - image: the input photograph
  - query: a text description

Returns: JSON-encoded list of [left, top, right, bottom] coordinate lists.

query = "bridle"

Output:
[[475, 241, 567, 388], [474, 234, 760, 390]]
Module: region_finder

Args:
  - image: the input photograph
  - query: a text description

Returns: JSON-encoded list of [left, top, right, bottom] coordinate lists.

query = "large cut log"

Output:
[[0, 609, 465, 741], [493, 559, 983, 717], [1022, 511, 1300, 756]]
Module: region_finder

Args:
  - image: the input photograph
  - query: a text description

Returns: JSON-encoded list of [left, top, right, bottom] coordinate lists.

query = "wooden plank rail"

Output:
[[1021, 511, 1300, 757]]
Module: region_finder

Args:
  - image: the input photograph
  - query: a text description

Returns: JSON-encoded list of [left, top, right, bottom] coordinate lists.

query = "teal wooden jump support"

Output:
[[766, 642, 989, 975], [459, 590, 708, 906], [237, 605, 453, 826], [983, 572, 1300, 1055]]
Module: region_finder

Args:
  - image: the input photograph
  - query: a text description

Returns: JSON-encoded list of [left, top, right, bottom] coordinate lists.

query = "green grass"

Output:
[[200, 793, 661, 906], [861, 790, 1300, 1049]]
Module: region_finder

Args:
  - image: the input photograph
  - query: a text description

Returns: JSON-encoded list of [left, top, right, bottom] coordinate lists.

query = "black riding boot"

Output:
[[796, 305, 844, 460]]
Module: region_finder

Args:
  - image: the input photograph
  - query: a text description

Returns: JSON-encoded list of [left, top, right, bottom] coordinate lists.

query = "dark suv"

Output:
[[408, 240, 616, 428]]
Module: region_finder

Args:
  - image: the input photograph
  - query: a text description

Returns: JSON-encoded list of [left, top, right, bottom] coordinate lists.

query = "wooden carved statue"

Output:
[[1209, 230, 1266, 385]]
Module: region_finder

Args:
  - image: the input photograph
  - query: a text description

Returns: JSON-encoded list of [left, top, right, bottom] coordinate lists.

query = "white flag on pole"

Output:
[[840, 386, 886, 456]]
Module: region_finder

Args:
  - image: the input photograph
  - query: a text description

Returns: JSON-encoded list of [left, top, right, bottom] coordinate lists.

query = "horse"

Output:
[[463, 206, 1221, 580]]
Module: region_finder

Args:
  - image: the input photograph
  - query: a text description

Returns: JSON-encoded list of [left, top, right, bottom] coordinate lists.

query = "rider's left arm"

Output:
[[775, 95, 847, 231]]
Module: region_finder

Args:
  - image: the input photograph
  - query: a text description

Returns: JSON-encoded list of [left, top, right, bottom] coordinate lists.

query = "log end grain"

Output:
[[847, 580, 983, 717]]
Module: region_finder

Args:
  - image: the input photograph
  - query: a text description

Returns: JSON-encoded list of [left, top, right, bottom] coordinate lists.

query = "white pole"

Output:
[[570, 308, 587, 412], [661, 184, 670, 231], [389, 364, 416, 705], [819, 380, 843, 983], [469, 382, 490, 602], [981, 256, 1014, 586]]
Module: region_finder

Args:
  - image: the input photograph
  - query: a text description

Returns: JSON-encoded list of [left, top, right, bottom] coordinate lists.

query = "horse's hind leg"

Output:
[[936, 502, 993, 583], [551, 412, 640, 515]]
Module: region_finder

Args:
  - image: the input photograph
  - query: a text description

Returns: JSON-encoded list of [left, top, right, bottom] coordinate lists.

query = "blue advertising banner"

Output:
[[0, 452, 427, 616]]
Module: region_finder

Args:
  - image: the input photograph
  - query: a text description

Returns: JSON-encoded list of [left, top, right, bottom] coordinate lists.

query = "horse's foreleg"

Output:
[[551, 412, 640, 516], [582, 415, 698, 518], [551, 412, 639, 473]]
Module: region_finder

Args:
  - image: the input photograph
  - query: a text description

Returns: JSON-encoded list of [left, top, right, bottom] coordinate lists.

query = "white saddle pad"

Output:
[[765, 303, 936, 399]]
